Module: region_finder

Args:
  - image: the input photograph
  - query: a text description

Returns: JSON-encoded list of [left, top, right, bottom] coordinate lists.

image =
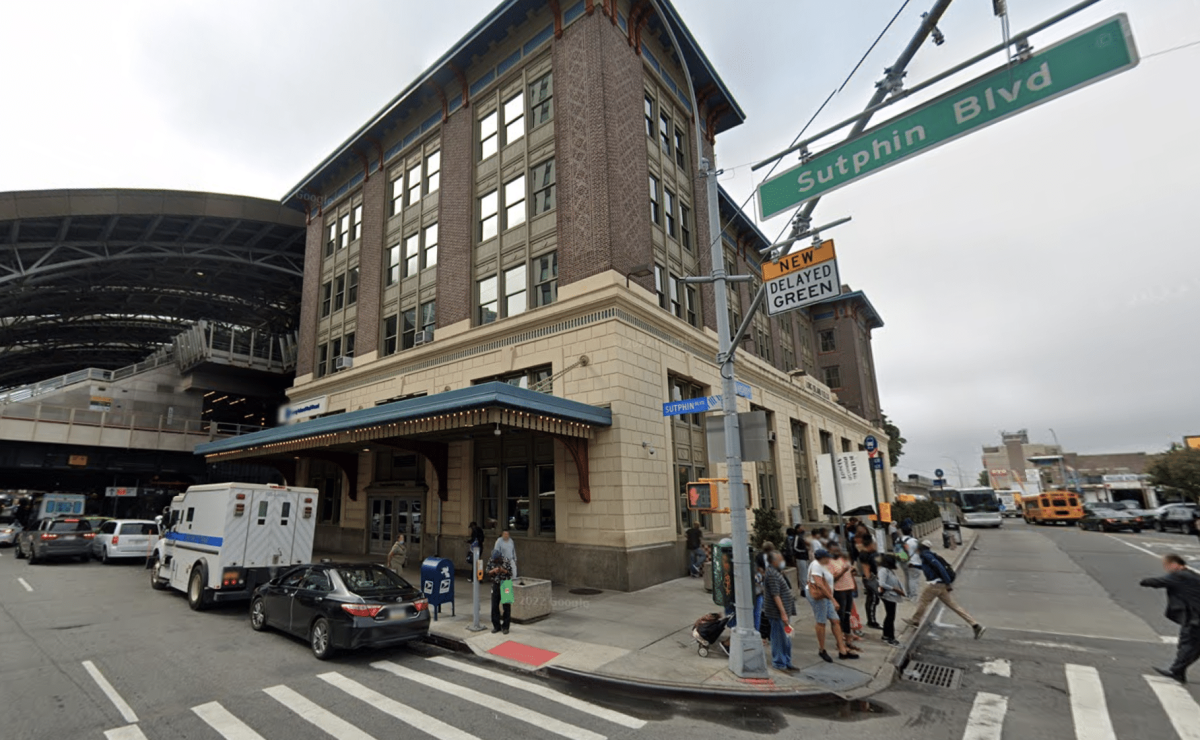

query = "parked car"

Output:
[[1154, 507, 1198, 534], [90, 519, 160, 563], [15, 518, 95, 563], [249, 562, 429, 660], [0, 521, 22, 546], [1078, 508, 1143, 533]]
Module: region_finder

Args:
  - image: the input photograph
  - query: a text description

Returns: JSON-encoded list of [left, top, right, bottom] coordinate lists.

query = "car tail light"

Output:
[[221, 569, 245, 588], [341, 604, 383, 618], [82, 532, 95, 540], [111, 536, 119, 546], [413, 599, 428, 612], [40, 533, 58, 540]]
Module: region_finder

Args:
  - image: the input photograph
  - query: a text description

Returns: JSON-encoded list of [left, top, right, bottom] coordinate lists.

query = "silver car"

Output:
[[90, 519, 160, 563], [0, 521, 22, 546], [16, 518, 95, 563]]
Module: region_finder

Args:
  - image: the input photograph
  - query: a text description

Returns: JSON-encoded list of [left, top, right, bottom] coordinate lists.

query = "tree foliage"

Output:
[[890, 499, 941, 526], [978, 470, 990, 486], [751, 507, 786, 551], [881, 413, 906, 468], [1147, 446, 1200, 501]]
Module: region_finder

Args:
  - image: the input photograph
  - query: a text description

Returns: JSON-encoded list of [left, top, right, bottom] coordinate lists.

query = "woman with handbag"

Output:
[[827, 544, 863, 653], [486, 549, 514, 634]]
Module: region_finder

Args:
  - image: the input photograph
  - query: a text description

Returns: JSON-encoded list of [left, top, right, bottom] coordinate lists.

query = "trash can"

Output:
[[420, 557, 455, 620], [711, 543, 734, 607], [942, 522, 963, 549]]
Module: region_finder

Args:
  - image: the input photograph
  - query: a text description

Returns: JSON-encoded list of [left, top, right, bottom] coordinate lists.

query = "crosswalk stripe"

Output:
[[192, 701, 266, 740], [962, 692, 1007, 740], [374, 660, 606, 740], [318, 672, 477, 740], [1146, 675, 1200, 740], [104, 726, 149, 740], [264, 685, 376, 740], [427, 656, 646, 730], [1065, 664, 1116, 740]]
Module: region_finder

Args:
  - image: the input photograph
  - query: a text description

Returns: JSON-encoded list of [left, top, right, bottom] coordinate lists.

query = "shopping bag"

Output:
[[500, 579, 515, 605], [850, 602, 862, 632]]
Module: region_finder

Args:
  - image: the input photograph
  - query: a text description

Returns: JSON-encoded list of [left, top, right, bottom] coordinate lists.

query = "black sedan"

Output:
[[1154, 507, 1198, 534], [1077, 508, 1143, 533], [249, 563, 430, 659]]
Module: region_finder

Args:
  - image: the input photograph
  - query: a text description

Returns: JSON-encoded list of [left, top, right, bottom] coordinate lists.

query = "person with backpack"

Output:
[[905, 539, 986, 639], [899, 524, 922, 602]]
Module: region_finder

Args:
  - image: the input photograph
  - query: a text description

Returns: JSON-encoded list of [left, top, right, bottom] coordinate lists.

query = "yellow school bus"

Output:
[[1022, 491, 1084, 525]]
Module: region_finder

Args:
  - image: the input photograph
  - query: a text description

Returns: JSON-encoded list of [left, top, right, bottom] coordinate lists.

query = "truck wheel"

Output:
[[310, 618, 335, 660], [149, 559, 168, 590], [250, 597, 268, 631], [187, 568, 210, 611]]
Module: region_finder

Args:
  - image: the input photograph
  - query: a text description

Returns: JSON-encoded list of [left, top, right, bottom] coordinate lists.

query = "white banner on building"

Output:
[[817, 451, 875, 516]]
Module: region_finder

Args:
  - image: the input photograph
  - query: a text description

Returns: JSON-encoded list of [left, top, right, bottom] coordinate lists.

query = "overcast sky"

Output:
[[1, 0, 1196, 482]]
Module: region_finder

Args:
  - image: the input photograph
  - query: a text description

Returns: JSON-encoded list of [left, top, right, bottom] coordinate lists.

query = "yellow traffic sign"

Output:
[[762, 240, 836, 280]]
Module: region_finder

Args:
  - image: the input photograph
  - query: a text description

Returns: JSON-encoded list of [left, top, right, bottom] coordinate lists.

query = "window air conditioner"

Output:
[[413, 329, 434, 346], [334, 356, 353, 371]]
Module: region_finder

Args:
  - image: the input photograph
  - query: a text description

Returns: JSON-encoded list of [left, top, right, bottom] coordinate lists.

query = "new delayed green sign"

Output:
[[757, 14, 1139, 220]]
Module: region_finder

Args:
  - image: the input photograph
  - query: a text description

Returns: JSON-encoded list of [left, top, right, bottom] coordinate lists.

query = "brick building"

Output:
[[198, 0, 891, 590]]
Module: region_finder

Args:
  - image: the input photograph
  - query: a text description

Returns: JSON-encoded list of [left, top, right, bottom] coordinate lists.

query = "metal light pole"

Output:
[[646, 0, 766, 677], [1049, 428, 1069, 490]]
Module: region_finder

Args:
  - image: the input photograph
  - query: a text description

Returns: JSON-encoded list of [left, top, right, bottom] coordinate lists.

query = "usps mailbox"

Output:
[[420, 556, 455, 620]]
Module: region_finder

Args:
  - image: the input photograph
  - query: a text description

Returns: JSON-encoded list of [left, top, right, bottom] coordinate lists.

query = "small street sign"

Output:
[[735, 381, 753, 400], [764, 240, 841, 316], [871, 456, 884, 471], [864, 435, 878, 452], [935, 468, 945, 478], [662, 395, 720, 417], [757, 15, 1138, 219], [935, 478, 948, 487]]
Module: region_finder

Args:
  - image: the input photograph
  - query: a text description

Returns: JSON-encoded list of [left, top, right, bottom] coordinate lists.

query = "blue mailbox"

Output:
[[420, 556, 455, 620]]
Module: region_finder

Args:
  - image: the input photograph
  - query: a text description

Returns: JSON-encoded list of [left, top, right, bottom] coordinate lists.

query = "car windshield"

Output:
[[49, 519, 91, 532], [960, 493, 1000, 513], [336, 565, 414, 596]]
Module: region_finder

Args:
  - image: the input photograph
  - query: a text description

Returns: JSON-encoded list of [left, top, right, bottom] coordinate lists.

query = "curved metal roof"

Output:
[[0, 189, 306, 389]]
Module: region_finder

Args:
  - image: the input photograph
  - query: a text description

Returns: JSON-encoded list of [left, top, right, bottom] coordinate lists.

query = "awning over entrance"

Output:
[[195, 382, 613, 502]]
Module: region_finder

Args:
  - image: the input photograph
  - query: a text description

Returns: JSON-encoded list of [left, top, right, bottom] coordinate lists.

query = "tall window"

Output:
[[333, 274, 345, 311], [536, 464, 555, 536], [669, 273, 682, 318], [403, 233, 419, 277], [406, 161, 421, 206], [674, 128, 687, 169], [386, 244, 400, 285], [534, 252, 557, 307], [480, 110, 499, 160], [654, 264, 667, 309], [644, 94, 654, 138], [320, 282, 332, 317], [351, 205, 363, 242], [425, 150, 441, 194], [529, 72, 553, 127], [347, 267, 359, 305], [659, 113, 671, 155], [680, 205, 692, 250], [401, 308, 417, 350], [665, 189, 677, 238], [338, 213, 350, 250], [479, 190, 498, 241], [503, 91, 525, 144], [504, 174, 527, 229], [382, 315, 399, 356], [478, 276, 498, 325], [819, 430, 833, 455], [316, 343, 328, 378], [685, 284, 698, 327], [823, 365, 842, 389], [504, 264, 527, 317], [325, 222, 336, 258], [649, 175, 661, 224], [422, 222, 438, 269], [391, 175, 403, 215], [531, 159, 556, 215], [819, 329, 836, 352], [420, 301, 436, 335], [728, 284, 742, 331], [344, 332, 355, 358], [791, 420, 815, 520], [670, 376, 709, 532]]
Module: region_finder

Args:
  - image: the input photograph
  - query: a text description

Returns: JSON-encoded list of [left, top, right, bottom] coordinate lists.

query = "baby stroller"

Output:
[[692, 612, 733, 657]]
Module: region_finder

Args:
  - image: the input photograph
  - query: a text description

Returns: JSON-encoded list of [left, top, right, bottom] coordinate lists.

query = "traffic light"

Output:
[[687, 482, 712, 511]]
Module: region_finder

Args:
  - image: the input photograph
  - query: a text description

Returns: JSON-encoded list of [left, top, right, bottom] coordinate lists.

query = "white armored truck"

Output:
[[148, 483, 317, 610]]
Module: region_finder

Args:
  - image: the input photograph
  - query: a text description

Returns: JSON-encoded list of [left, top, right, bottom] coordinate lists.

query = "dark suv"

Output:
[[1154, 506, 1199, 534], [16, 518, 95, 563]]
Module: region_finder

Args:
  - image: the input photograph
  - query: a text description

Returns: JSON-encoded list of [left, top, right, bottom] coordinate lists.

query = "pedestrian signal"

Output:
[[687, 482, 712, 510]]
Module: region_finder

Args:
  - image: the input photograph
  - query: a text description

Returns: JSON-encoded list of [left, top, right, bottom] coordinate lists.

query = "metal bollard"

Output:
[[467, 545, 486, 632]]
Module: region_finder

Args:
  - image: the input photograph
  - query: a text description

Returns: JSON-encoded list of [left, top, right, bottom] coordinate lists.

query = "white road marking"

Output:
[[1106, 534, 1200, 573], [82, 660, 139, 724], [979, 659, 1011, 677], [1146, 674, 1200, 740], [373, 660, 605, 740], [1013, 640, 1093, 653], [962, 692, 1008, 740], [319, 672, 477, 740], [1065, 664, 1116, 740], [104, 726, 149, 740], [1161, 635, 1180, 644], [428, 655, 646, 729], [192, 702, 266, 740], [264, 685, 376, 740], [17, 577, 32, 592]]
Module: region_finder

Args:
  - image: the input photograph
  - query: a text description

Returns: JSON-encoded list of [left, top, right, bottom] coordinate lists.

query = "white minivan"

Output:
[[91, 519, 160, 563]]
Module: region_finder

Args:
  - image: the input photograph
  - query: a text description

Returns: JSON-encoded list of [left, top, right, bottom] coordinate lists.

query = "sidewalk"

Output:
[[333, 528, 979, 701]]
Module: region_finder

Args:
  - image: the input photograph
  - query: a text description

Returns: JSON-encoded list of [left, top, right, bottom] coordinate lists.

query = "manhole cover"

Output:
[[903, 661, 963, 689], [569, 588, 603, 595]]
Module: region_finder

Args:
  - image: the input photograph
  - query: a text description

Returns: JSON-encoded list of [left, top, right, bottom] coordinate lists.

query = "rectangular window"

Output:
[[674, 128, 686, 169], [680, 205, 692, 250], [320, 281, 332, 317], [325, 222, 336, 258], [420, 301, 436, 334], [669, 273, 682, 318], [425, 150, 441, 194], [333, 275, 345, 311], [659, 113, 671, 155], [841, 438, 852, 453], [316, 343, 328, 378], [504, 264, 527, 317], [537, 463, 555, 535], [347, 267, 358, 305], [478, 276, 498, 325], [531, 159, 556, 215], [406, 161, 421, 206], [401, 308, 417, 350], [504, 175, 527, 229], [654, 264, 667, 309], [480, 110, 498, 160], [403, 233, 419, 277], [664, 189, 677, 238], [823, 365, 841, 389], [534, 252, 558, 307], [529, 72, 553, 127], [819, 329, 836, 352], [386, 244, 400, 286], [649, 175, 660, 224], [422, 222, 438, 269], [338, 213, 349, 249], [382, 315, 399, 356], [331, 336, 342, 363], [351, 205, 363, 242], [644, 94, 654, 138], [479, 190, 498, 241], [344, 332, 355, 357], [819, 430, 833, 455], [685, 284, 698, 327], [391, 175, 403, 215], [503, 91, 525, 144]]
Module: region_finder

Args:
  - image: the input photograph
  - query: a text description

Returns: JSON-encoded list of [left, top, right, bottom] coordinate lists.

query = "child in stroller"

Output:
[[692, 612, 733, 657]]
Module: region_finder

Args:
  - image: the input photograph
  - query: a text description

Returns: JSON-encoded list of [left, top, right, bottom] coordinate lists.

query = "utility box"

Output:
[[420, 557, 455, 620]]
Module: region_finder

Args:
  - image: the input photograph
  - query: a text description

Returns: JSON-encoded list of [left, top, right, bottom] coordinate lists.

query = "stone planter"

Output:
[[510, 578, 552, 623]]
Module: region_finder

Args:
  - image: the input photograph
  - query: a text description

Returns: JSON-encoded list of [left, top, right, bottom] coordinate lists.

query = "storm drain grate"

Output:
[[569, 588, 603, 595], [903, 661, 963, 689]]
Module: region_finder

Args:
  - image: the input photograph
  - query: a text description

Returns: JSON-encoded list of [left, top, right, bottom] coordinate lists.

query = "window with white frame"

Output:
[[649, 175, 661, 224], [479, 190, 499, 241], [391, 174, 404, 215], [386, 244, 400, 285], [504, 264, 527, 317], [420, 301, 436, 335], [674, 127, 687, 170], [659, 112, 671, 156], [665, 188, 677, 239], [654, 264, 667, 309], [680, 204, 692, 251], [403, 232, 419, 278], [405, 161, 421, 206], [320, 281, 332, 317], [478, 275, 499, 325], [644, 94, 654, 138], [347, 267, 358, 305], [338, 213, 350, 249], [531, 159, 555, 215], [325, 222, 336, 258], [534, 252, 557, 307], [422, 222, 438, 269], [504, 174, 526, 229], [333, 274, 345, 312], [503, 91, 525, 144], [382, 315, 399, 356], [480, 110, 499, 160], [425, 150, 441, 194]]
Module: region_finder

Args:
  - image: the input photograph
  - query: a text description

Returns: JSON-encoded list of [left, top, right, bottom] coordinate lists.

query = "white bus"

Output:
[[931, 486, 1004, 528]]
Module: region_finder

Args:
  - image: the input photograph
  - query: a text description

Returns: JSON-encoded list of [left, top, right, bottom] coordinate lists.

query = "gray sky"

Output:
[[2, 0, 1197, 482]]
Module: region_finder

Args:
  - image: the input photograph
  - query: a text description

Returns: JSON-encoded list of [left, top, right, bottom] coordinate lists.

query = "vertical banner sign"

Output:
[[817, 452, 875, 514]]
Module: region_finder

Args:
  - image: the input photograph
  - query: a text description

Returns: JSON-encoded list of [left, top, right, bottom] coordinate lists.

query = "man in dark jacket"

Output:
[[1141, 553, 1200, 683]]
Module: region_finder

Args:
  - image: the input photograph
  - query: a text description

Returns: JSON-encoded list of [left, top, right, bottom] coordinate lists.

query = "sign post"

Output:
[[467, 545, 486, 632]]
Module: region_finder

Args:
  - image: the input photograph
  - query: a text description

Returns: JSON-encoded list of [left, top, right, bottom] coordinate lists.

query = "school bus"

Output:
[[1022, 491, 1084, 525]]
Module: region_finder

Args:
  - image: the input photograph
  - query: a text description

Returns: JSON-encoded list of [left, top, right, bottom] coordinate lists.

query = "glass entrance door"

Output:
[[368, 496, 423, 555]]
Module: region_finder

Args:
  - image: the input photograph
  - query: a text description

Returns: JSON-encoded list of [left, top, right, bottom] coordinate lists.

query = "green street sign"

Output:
[[757, 14, 1139, 220]]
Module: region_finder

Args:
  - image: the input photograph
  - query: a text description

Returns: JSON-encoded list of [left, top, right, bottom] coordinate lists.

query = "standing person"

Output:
[[792, 526, 810, 595], [486, 549, 514, 634], [686, 521, 705, 577], [1140, 553, 1200, 683], [859, 533, 882, 630], [807, 550, 855, 662], [386, 532, 408, 572], [783, 528, 797, 568], [763, 551, 798, 672], [466, 521, 485, 566], [905, 540, 986, 639], [754, 550, 768, 643], [900, 524, 922, 602], [876, 553, 906, 646], [493, 530, 518, 578], [827, 544, 861, 652]]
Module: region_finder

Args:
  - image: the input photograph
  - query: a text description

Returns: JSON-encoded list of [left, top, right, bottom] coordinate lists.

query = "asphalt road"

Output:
[[4, 520, 1199, 739]]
